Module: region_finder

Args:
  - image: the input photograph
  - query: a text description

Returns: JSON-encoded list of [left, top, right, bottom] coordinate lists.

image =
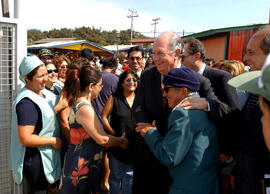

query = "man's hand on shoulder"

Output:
[[178, 97, 208, 110]]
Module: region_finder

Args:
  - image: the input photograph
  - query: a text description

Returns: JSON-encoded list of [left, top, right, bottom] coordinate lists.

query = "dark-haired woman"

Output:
[[145, 56, 155, 69], [101, 70, 138, 194], [53, 55, 71, 86], [45, 63, 62, 96], [10, 56, 62, 193], [58, 66, 128, 194]]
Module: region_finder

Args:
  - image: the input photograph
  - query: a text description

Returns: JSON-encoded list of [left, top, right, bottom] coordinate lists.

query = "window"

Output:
[[0, 22, 16, 194]]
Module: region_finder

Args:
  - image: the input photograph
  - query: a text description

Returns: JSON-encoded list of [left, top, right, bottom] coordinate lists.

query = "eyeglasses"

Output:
[[125, 78, 138, 83], [153, 52, 174, 58], [60, 65, 67, 69], [164, 85, 176, 93], [47, 69, 58, 74], [182, 53, 194, 59], [96, 84, 103, 89], [182, 55, 191, 59], [129, 57, 142, 61]]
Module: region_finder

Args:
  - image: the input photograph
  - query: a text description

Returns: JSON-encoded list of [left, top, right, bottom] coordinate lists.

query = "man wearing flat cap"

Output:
[[132, 31, 218, 194], [136, 67, 219, 194]]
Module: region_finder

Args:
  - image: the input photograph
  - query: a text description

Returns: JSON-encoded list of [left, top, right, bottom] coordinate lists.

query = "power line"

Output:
[[127, 9, 139, 42], [136, 31, 195, 37], [151, 17, 161, 38]]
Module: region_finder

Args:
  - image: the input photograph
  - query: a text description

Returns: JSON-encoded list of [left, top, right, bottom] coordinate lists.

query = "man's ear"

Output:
[[194, 52, 201, 60], [112, 67, 117, 73], [182, 87, 188, 97], [175, 48, 181, 58]]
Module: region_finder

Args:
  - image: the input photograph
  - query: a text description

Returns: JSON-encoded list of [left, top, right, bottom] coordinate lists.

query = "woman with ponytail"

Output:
[[58, 64, 128, 194]]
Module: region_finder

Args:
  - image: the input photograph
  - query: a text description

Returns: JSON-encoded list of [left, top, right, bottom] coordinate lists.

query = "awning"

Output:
[[28, 40, 114, 56]]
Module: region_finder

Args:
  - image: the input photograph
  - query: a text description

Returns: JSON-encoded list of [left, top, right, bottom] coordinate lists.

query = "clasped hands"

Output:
[[135, 121, 157, 137]]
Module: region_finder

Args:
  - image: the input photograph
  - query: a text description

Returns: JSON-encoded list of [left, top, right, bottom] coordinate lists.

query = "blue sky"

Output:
[[23, 0, 269, 36]]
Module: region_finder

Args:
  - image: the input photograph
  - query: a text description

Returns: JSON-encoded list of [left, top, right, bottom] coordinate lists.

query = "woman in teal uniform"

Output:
[[10, 56, 62, 193]]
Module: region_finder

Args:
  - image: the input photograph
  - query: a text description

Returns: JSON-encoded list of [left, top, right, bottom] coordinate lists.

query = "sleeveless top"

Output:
[[58, 101, 104, 193], [69, 101, 105, 144]]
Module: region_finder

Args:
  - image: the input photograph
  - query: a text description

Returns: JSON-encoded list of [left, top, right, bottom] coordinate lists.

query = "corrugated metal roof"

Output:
[[183, 23, 267, 39], [34, 38, 78, 44], [129, 38, 155, 43]]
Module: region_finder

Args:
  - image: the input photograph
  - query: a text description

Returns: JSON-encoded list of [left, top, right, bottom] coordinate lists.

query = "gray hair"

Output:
[[256, 25, 270, 55], [168, 33, 184, 55]]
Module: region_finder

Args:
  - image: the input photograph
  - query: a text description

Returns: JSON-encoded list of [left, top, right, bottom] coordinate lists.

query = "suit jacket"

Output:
[[235, 94, 270, 194], [203, 66, 239, 120], [203, 66, 240, 155], [134, 66, 218, 126], [131, 66, 218, 193], [144, 104, 220, 194]]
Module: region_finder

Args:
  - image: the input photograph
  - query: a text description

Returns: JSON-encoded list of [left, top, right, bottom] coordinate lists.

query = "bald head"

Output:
[[255, 25, 270, 55], [155, 32, 184, 53], [152, 32, 184, 75], [243, 25, 270, 71]]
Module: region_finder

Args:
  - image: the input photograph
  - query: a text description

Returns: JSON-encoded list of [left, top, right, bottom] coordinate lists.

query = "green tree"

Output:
[[47, 28, 73, 38], [27, 27, 148, 46], [27, 29, 47, 43]]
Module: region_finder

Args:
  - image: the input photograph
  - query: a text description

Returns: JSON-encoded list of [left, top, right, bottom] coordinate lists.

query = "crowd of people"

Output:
[[9, 24, 270, 194]]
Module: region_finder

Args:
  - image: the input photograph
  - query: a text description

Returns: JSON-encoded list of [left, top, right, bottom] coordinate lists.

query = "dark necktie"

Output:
[[244, 93, 259, 119], [160, 76, 167, 110]]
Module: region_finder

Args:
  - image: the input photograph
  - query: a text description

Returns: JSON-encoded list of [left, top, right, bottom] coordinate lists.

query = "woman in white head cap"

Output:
[[10, 56, 62, 193]]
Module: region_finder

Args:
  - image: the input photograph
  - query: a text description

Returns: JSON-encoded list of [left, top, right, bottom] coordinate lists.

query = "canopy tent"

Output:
[[28, 40, 114, 58]]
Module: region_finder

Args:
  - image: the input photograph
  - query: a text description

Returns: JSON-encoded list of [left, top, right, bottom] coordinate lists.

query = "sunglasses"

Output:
[[47, 69, 58, 74], [60, 65, 67, 69], [125, 78, 138, 83], [129, 57, 142, 61], [164, 86, 175, 93]]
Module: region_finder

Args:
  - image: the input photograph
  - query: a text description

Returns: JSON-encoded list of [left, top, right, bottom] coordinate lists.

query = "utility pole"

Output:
[[152, 17, 161, 38], [127, 9, 139, 43], [269, 8, 270, 24]]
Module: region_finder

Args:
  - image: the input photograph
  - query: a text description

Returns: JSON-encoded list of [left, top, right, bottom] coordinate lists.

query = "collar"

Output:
[[137, 70, 142, 77], [197, 63, 206, 75], [172, 92, 198, 111], [177, 61, 182, 68]]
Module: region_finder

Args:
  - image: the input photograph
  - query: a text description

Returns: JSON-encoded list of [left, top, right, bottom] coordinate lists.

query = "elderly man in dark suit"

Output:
[[132, 32, 221, 194], [181, 38, 239, 155], [229, 25, 270, 194], [136, 67, 220, 194]]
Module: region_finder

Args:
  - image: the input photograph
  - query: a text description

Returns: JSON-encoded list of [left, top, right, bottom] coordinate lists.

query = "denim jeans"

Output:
[[109, 155, 133, 194]]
